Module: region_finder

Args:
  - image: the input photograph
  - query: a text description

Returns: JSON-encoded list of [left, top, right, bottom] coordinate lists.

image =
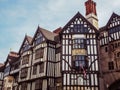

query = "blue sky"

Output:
[[0, 0, 120, 63]]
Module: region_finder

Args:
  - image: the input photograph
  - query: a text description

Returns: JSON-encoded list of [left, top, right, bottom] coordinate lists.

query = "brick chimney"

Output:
[[85, 0, 99, 29]]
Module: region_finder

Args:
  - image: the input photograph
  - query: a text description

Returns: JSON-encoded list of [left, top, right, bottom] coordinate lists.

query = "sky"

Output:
[[0, 0, 120, 63]]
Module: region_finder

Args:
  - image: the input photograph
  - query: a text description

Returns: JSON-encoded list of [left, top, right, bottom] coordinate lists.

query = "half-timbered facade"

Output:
[[60, 12, 99, 90], [10, 55, 20, 90], [3, 51, 19, 90], [31, 27, 59, 90], [18, 35, 33, 90], [99, 13, 120, 90], [1, 0, 120, 90]]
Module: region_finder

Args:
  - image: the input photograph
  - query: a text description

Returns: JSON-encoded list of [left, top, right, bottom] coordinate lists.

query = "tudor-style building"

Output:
[[10, 54, 20, 90], [3, 51, 19, 90], [99, 13, 120, 90], [30, 27, 59, 90], [60, 12, 99, 90], [1, 0, 120, 90], [18, 35, 33, 90], [60, 0, 99, 89]]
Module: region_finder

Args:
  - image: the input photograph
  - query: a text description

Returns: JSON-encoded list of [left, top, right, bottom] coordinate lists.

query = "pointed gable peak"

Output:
[[61, 12, 98, 33], [106, 12, 120, 28], [25, 35, 32, 44], [19, 35, 32, 53], [112, 12, 119, 17]]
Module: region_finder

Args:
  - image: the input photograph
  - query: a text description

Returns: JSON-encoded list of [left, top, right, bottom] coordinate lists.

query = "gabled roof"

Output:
[[4, 51, 19, 66], [60, 12, 98, 34], [40, 27, 58, 41], [106, 12, 120, 27], [32, 26, 58, 43], [18, 35, 32, 53]]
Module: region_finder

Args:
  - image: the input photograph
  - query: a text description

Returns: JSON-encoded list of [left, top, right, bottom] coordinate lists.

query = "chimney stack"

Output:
[[85, 0, 99, 29]]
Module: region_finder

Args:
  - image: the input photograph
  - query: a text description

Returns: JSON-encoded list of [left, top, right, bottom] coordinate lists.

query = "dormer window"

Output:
[[72, 35, 87, 70]]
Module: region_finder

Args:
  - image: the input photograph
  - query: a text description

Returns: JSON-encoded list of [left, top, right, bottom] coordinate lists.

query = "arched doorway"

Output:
[[109, 80, 120, 90]]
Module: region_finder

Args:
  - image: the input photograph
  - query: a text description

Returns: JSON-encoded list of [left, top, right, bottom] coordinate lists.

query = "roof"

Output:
[[99, 12, 120, 32], [106, 12, 120, 27], [39, 27, 58, 41], [26, 35, 32, 44], [18, 35, 33, 53], [4, 51, 19, 65], [60, 12, 98, 34], [53, 27, 62, 34]]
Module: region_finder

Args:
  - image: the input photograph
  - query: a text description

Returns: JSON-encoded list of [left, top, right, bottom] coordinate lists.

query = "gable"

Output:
[[19, 35, 32, 53], [106, 13, 120, 28], [61, 12, 98, 34], [32, 27, 45, 46]]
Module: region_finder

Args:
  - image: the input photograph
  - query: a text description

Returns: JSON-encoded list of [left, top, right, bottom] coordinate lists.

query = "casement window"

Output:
[[35, 79, 42, 90], [39, 62, 44, 73], [21, 83, 27, 90], [35, 48, 44, 59], [22, 55, 29, 65], [73, 55, 88, 70], [108, 61, 114, 70], [73, 38, 86, 49], [33, 65, 37, 75], [20, 68, 28, 78]]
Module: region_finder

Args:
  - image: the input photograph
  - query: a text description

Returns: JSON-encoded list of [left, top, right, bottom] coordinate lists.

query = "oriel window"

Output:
[[73, 55, 88, 70], [73, 38, 86, 49]]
